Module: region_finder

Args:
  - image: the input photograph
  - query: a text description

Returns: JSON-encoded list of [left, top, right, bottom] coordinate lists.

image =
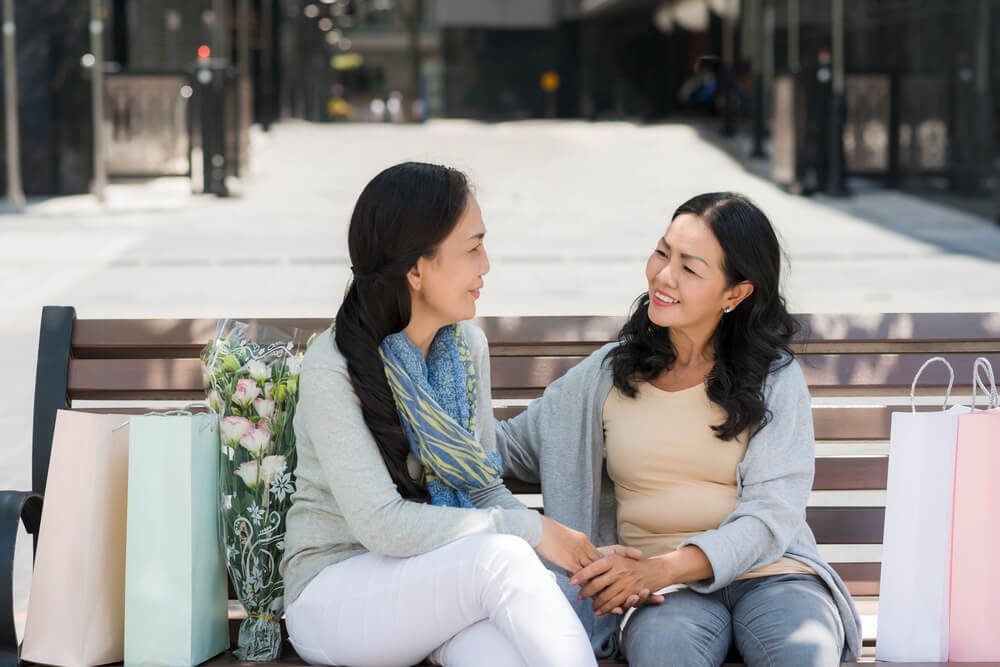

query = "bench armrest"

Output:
[[0, 491, 43, 667]]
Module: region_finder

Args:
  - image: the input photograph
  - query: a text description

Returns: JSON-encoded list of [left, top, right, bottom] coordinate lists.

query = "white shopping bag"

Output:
[[876, 357, 970, 662]]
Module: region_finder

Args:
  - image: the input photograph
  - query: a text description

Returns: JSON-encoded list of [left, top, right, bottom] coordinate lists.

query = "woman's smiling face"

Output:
[[645, 212, 745, 331]]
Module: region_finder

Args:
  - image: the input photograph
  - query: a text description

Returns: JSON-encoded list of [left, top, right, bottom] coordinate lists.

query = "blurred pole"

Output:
[[260, 0, 274, 129], [2, 0, 24, 206], [237, 0, 250, 174], [399, 0, 423, 122], [90, 0, 107, 203], [787, 0, 799, 74], [721, 14, 736, 136], [751, 0, 766, 158], [826, 0, 847, 196], [974, 0, 990, 193]]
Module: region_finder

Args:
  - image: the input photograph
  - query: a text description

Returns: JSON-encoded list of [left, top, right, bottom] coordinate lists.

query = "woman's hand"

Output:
[[571, 554, 666, 616], [534, 515, 602, 574]]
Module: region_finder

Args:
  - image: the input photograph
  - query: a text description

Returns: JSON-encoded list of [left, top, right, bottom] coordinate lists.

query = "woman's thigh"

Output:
[[621, 588, 733, 667], [285, 533, 591, 667], [730, 574, 844, 667]]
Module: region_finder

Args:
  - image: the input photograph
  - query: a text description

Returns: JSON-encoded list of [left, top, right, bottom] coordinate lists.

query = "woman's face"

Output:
[[645, 213, 750, 331], [409, 195, 490, 325]]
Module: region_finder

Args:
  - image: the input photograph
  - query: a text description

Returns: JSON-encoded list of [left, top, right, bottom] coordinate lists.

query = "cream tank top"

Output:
[[603, 380, 813, 580]]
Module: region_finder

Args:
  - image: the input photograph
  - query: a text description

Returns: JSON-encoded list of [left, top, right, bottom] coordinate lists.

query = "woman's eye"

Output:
[[654, 249, 667, 258], [684, 266, 696, 275]]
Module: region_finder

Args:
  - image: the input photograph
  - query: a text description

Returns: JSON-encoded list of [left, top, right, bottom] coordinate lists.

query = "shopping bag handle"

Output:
[[972, 357, 998, 410], [910, 356, 955, 413]]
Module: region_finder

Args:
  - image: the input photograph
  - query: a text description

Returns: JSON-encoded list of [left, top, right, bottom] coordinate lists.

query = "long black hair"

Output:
[[607, 192, 800, 442], [334, 162, 471, 500]]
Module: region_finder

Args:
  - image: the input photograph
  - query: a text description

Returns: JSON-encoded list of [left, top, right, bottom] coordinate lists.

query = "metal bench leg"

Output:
[[0, 492, 43, 667]]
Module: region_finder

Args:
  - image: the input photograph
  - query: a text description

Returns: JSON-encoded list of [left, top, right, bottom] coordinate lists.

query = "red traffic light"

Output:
[[197, 45, 211, 60]]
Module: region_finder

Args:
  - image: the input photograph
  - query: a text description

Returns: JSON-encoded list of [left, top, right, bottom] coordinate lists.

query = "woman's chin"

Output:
[[647, 305, 673, 328]]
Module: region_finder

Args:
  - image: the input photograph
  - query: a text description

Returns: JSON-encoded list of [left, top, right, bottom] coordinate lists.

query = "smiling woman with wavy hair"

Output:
[[496, 192, 863, 667]]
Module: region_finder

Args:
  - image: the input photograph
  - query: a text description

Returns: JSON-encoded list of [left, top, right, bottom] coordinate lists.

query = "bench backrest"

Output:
[[31, 306, 1000, 605]]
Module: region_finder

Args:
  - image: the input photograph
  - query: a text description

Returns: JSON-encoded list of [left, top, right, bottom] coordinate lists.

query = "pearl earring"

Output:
[[723, 306, 733, 314]]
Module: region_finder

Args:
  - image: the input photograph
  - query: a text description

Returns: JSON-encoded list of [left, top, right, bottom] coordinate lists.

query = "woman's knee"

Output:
[[732, 576, 844, 667], [459, 533, 543, 575], [735, 617, 842, 667], [623, 598, 732, 667]]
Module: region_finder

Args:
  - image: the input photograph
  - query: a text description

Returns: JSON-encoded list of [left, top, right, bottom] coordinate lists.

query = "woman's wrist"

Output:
[[644, 555, 677, 591]]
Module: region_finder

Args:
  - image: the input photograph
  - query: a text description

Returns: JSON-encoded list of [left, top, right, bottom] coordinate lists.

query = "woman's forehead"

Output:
[[666, 214, 714, 248]]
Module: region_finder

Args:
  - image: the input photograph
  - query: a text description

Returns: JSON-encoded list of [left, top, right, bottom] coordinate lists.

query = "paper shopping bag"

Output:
[[123, 412, 229, 667], [948, 358, 1000, 661], [21, 411, 130, 667], [877, 357, 970, 662]]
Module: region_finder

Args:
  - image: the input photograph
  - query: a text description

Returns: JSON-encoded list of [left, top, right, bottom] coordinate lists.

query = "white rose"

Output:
[[261, 455, 287, 487], [285, 355, 303, 376], [234, 461, 259, 489], [239, 428, 270, 457], [247, 360, 271, 383], [253, 398, 276, 421]]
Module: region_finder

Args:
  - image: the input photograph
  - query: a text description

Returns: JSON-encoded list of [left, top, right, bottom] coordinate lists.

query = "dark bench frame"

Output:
[[4, 306, 1000, 666]]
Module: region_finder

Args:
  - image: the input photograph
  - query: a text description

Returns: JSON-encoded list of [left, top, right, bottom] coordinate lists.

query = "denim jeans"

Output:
[[620, 574, 846, 667]]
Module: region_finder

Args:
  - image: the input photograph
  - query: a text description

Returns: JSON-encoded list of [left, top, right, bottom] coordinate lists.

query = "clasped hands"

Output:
[[571, 545, 666, 616], [535, 516, 666, 617]]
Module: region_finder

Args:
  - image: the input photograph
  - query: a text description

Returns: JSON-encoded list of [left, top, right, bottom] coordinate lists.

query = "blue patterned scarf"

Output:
[[380, 325, 502, 507]]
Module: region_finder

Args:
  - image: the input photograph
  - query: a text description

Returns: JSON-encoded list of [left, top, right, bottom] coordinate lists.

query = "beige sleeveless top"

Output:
[[603, 381, 813, 580]]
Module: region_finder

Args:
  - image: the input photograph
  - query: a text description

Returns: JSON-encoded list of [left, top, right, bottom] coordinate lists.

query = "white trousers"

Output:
[[285, 534, 597, 667]]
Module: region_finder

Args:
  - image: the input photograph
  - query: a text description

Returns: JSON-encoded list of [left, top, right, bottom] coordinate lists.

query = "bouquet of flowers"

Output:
[[201, 320, 306, 661]]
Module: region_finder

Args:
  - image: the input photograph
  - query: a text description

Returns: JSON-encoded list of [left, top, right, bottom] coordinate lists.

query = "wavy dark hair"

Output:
[[334, 162, 471, 501], [606, 192, 800, 442]]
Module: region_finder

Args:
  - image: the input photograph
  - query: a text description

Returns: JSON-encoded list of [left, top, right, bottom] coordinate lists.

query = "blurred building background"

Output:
[[0, 0, 996, 217]]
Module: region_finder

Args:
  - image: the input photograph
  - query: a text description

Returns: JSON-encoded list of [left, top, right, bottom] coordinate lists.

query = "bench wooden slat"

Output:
[[67, 354, 983, 400], [488, 354, 984, 398], [807, 507, 884, 544], [70, 314, 1000, 358]]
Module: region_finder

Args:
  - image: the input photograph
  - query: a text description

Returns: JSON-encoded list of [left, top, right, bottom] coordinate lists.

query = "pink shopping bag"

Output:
[[948, 358, 1000, 661]]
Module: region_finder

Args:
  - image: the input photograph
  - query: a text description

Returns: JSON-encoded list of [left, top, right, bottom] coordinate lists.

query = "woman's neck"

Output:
[[668, 325, 715, 368], [403, 316, 446, 359]]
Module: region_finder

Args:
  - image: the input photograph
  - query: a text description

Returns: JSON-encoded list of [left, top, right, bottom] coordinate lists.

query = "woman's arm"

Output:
[[676, 360, 815, 592], [299, 365, 543, 556], [494, 343, 616, 484], [463, 322, 530, 511]]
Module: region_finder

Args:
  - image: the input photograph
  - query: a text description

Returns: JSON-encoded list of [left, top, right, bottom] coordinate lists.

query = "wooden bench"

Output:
[[4, 306, 1000, 666]]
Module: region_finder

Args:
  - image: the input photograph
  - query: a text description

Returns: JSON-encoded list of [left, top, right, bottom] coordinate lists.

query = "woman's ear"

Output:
[[406, 261, 423, 292], [724, 281, 754, 311]]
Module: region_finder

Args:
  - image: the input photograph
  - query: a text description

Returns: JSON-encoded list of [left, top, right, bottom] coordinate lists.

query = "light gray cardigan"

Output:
[[280, 323, 542, 609], [495, 343, 862, 661]]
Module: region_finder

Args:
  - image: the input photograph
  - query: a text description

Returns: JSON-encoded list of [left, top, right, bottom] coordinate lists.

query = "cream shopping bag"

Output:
[[21, 410, 130, 666]]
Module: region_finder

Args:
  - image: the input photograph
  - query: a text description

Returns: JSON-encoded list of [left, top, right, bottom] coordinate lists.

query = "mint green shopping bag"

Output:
[[124, 413, 229, 666]]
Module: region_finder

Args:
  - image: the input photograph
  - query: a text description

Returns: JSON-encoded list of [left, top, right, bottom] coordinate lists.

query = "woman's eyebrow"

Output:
[[662, 239, 709, 266]]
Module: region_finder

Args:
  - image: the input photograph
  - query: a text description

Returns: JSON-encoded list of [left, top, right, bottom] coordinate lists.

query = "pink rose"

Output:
[[239, 428, 271, 457], [220, 416, 252, 446], [232, 378, 262, 406]]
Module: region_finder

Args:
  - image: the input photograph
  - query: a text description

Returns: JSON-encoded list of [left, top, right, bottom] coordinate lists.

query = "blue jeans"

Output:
[[620, 574, 845, 667]]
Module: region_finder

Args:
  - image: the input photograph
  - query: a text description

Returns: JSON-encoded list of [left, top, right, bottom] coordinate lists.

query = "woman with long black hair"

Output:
[[280, 162, 603, 667], [497, 192, 863, 666]]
